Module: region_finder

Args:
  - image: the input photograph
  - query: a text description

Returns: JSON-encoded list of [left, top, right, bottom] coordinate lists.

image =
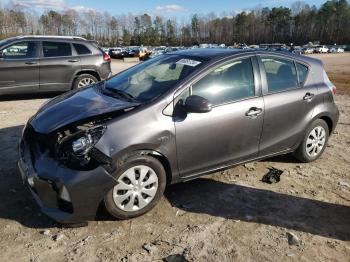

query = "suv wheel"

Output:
[[104, 155, 166, 219], [73, 74, 98, 89], [294, 119, 329, 163]]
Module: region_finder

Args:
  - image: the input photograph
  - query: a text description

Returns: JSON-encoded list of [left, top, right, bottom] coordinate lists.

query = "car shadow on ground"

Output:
[[263, 153, 300, 164], [1, 125, 349, 239], [0, 92, 61, 101], [165, 178, 350, 241]]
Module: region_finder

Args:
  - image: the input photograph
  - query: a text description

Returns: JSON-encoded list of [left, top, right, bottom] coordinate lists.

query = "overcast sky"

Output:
[[3, 0, 327, 17]]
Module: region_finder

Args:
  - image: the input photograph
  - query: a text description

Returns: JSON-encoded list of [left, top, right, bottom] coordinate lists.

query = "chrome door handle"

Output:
[[246, 107, 263, 117], [25, 61, 37, 65], [68, 59, 79, 63], [303, 92, 314, 101]]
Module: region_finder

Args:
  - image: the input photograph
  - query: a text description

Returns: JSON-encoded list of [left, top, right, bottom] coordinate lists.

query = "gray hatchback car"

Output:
[[0, 35, 111, 95], [18, 49, 339, 224]]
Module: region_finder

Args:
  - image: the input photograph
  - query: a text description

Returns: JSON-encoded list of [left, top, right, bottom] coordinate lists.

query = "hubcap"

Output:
[[305, 126, 326, 157], [112, 165, 158, 212], [78, 77, 95, 88]]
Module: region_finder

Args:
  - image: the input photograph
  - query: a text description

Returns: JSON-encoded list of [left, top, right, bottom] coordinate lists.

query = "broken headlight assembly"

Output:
[[55, 125, 107, 169]]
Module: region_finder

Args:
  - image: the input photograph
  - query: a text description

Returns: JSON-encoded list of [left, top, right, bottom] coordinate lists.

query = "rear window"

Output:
[[43, 41, 72, 57], [296, 63, 308, 85], [73, 43, 91, 55], [261, 57, 298, 93]]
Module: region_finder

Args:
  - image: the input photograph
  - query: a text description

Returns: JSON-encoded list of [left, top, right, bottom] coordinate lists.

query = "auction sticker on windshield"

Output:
[[176, 59, 202, 67]]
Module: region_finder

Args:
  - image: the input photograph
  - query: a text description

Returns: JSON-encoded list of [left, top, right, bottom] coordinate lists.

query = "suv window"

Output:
[[0, 41, 37, 59], [296, 62, 308, 85], [43, 41, 72, 57], [261, 57, 298, 93], [191, 58, 255, 106], [73, 43, 91, 55]]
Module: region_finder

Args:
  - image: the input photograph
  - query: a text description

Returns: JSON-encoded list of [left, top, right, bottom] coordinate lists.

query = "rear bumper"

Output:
[[99, 62, 112, 80], [18, 138, 115, 224]]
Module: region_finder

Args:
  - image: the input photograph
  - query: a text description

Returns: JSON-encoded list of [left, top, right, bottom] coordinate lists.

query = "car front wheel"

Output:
[[104, 155, 166, 219], [294, 119, 329, 163]]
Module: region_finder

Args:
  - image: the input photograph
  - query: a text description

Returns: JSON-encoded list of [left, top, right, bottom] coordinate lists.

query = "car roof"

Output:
[[170, 48, 321, 66], [173, 48, 247, 59]]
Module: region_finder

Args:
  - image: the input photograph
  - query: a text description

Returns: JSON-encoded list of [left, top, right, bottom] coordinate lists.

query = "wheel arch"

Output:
[[77, 70, 101, 80], [71, 70, 101, 87], [116, 149, 173, 185], [319, 115, 333, 135]]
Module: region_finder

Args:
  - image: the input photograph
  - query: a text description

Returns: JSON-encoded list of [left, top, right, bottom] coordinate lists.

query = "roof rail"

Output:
[[16, 35, 87, 40]]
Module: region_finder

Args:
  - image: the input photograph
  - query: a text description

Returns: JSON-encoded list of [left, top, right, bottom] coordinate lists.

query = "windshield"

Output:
[[104, 55, 205, 103], [0, 39, 11, 48]]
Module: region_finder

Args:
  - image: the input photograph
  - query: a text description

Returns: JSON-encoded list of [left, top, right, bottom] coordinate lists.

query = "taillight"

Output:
[[331, 86, 336, 95], [103, 53, 111, 62], [323, 69, 336, 96]]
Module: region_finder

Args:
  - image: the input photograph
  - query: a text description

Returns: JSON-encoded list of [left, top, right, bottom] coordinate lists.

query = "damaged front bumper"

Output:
[[18, 129, 116, 224]]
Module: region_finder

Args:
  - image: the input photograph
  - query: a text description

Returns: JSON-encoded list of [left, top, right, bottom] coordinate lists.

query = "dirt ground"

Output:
[[0, 54, 349, 262]]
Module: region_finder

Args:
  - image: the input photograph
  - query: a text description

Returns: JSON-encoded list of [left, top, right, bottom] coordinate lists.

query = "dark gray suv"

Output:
[[0, 35, 111, 95], [18, 49, 339, 224]]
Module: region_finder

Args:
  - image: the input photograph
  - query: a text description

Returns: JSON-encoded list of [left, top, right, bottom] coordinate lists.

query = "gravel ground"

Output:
[[0, 54, 349, 262]]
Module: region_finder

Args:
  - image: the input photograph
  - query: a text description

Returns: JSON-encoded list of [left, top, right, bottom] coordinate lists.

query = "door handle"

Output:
[[68, 59, 79, 63], [25, 61, 37, 65], [303, 92, 314, 101], [246, 107, 263, 117]]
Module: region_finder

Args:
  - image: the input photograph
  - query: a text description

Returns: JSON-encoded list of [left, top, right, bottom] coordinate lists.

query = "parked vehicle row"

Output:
[[0, 35, 112, 95], [101, 43, 347, 62], [301, 45, 344, 54], [106, 46, 151, 60]]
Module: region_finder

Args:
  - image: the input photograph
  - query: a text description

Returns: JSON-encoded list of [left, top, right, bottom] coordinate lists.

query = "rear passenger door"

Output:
[[39, 41, 81, 91], [258, 55, 315, 156]]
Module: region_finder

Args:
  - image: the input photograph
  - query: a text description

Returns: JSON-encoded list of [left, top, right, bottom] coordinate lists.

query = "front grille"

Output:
[[23, 125, 56, 167], [24, 125, 55, 153]]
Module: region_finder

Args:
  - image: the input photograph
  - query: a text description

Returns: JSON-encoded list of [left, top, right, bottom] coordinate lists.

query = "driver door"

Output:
[[0, 41, 39, 94], [174, 57, 264, 178]]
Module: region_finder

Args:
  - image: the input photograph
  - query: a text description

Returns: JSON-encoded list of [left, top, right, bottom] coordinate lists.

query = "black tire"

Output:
[[72, 74, 98, 90], [294, 119, 329, 163], [104, 155, 166, 220]]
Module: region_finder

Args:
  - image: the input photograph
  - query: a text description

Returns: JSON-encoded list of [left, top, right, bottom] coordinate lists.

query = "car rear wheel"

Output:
[[294, 119, 329, 163], [72, 74, 98, 89], [104, 155, 166, 219]]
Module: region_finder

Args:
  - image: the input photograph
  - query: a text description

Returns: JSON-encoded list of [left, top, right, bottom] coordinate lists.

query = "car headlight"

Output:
[[72, 134, 93, 155], [71, 125, 106, 157]]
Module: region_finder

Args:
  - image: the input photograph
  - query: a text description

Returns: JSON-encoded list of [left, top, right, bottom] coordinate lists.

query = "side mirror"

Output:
[[185, 95, 212, 113]]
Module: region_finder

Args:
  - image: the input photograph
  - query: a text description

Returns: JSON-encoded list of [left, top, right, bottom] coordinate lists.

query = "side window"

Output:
[[296, 62, 309, 85], [0, 41, 37, 59], [191, 58, 255, 106], [43, 41, 72, 57], [261, 57, 298, 93], [73, 43, 91, 55]]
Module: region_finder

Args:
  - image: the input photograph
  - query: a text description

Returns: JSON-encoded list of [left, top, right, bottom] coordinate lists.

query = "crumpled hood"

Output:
[[30, 85, 140, 134]]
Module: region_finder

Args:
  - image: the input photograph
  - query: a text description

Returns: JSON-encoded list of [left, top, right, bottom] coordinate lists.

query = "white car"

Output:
[[315, 45, 329, 53], [303, 48, 314, 54]]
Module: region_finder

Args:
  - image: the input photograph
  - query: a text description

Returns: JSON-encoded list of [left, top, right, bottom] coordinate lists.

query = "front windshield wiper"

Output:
[[103, 86, 138, 103]]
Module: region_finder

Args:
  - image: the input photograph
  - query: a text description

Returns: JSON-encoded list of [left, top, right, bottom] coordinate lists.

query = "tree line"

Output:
[[0, 0, 349, 46]]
